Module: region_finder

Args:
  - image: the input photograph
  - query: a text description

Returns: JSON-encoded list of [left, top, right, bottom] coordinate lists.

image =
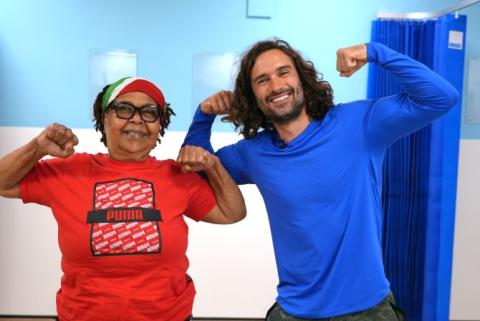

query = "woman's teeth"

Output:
[[124, 130, 145, 138]]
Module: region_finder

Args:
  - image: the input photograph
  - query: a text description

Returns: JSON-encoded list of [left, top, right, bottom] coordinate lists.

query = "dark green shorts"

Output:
[[266, 292, 405, 321]]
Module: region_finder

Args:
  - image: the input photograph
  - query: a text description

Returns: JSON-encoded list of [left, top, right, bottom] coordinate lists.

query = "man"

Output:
[[179, 40, 459, 320]]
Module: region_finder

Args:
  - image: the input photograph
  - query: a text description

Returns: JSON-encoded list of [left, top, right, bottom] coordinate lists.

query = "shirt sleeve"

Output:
[[359, 42, 459, 148], [20, 157, 69, 207], [216, 140, 252, 185], [183, 106, 216, 154], [183, 172, 217, 221], [183, 106, 252, 185]]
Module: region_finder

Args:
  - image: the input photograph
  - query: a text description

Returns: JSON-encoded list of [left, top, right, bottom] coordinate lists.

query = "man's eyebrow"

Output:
[[278, 65, 293, 72], [252, 65, 293, 83], [252, 73, 268, 84]]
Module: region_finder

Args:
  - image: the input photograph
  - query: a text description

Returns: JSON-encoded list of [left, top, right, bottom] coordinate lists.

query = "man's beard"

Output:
[[261, 85, 305, 125]]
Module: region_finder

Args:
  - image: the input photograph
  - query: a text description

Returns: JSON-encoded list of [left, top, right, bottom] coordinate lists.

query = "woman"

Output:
[[0, 77, 246, 321]]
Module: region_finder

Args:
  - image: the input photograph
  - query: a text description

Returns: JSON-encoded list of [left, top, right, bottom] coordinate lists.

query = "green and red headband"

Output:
[[101, 77, 166, 111]]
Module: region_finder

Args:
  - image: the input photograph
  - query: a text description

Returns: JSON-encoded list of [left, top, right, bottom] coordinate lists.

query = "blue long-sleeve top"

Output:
[[184, 42, 459, 318]]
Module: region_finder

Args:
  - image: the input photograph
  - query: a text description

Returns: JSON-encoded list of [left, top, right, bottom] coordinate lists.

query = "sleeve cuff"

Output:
[[193, 104, 216, 122], [366, 42, 376, 63]]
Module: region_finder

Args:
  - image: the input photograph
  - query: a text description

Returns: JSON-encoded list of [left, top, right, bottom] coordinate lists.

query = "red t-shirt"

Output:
[[20, 153, 216, 321]]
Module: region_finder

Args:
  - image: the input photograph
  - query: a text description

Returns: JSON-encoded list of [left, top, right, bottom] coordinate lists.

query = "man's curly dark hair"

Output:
[[224, 39, 334, 139], [92, 84, 175, 146]]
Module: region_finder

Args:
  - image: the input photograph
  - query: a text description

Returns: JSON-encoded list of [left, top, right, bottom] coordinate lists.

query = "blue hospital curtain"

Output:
[[368, 15, 466, 321]]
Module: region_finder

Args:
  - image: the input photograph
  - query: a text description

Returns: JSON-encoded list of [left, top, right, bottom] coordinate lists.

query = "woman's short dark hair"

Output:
[[92, 85, 175, 146], [224, 39, 334, 139]]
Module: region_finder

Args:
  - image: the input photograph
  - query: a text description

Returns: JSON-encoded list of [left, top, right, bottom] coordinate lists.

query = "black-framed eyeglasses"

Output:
[[107, 101, 162, 123]]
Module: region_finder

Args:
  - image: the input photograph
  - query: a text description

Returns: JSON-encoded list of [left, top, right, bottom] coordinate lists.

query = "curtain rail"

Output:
[[377, 0, 480, 19]]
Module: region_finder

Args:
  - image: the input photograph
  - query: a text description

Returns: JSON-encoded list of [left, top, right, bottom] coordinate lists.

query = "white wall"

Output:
[[450, 139, 480, 321], [0, 127, 278, 318], [0, 0, 479, 319], [1, 135, 480, 319]]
